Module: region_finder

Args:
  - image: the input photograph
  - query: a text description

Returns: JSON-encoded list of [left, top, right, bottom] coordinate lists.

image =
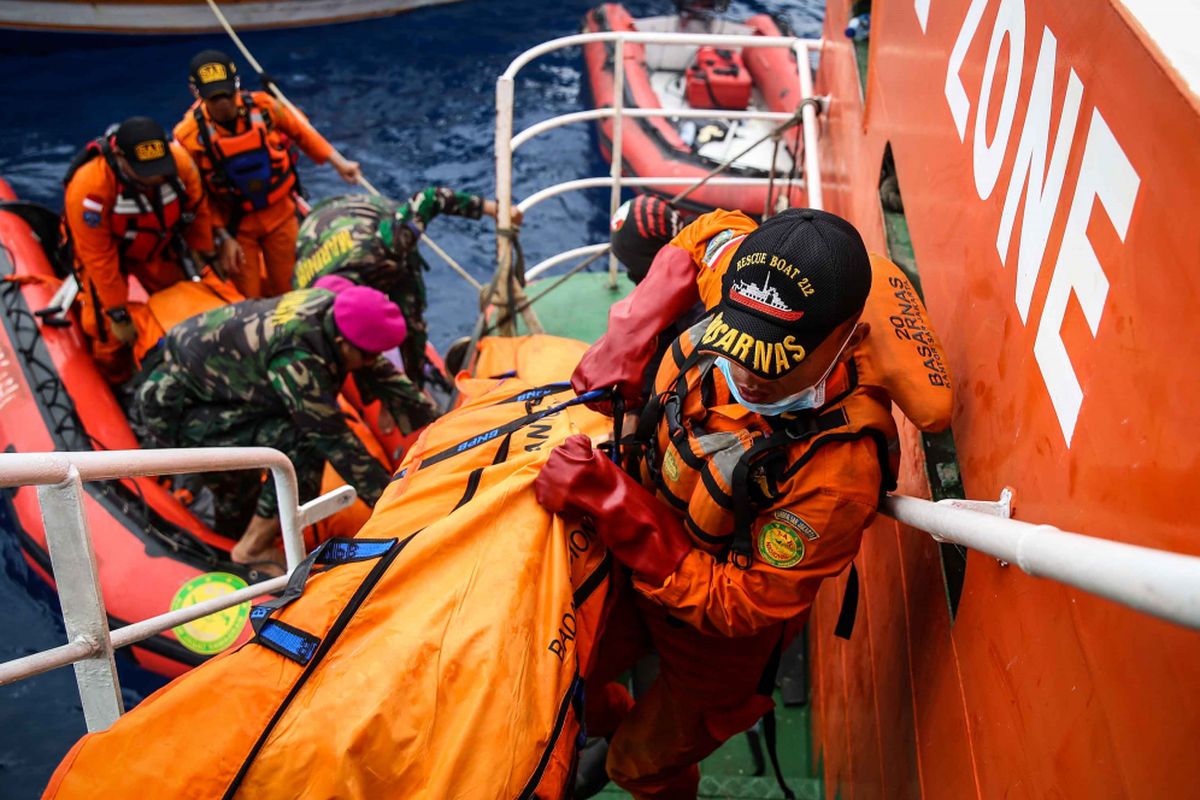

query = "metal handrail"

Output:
[[510, 107, 796, 152], [881, 493, 1200, 631], [492, 30, 823, 328], [0, 447, 357, 731], [518, 176, 807, 217]]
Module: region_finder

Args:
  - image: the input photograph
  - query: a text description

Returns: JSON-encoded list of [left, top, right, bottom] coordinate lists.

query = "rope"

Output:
[[202, 0, 481, 292], [764, 133, 782, 220], [482, 245, 610, 336]]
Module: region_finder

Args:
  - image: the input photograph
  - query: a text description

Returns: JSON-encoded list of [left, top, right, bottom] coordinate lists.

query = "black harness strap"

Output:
[[728, 408, 846, 569], [833, 562, 859, 640]]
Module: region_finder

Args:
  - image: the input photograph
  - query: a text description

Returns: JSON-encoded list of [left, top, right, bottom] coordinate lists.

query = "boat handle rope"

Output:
[[201, 0, 484, 293]]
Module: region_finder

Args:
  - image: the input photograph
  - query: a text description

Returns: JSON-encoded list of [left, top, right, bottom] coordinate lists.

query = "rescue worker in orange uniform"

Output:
[[174, 50, 362, 298], [537, 209, 911, 798], [63, 116, 236, 383]]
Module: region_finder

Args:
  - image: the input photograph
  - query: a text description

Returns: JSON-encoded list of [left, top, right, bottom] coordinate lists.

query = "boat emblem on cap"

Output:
[[730, 272, 804, 321], [197, 62, 229, 83]]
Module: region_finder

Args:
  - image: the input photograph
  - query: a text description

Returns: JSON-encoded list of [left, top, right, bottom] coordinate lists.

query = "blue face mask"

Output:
[[715, 357, 826, 416]]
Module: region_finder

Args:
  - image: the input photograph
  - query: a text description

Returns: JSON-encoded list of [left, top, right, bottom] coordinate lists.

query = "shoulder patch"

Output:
[[757, 521, 805, 568], [702, 229, 746, 270], [773, 509, 820, 541]]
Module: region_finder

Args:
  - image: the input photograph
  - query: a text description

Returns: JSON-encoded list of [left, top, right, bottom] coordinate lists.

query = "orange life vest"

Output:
[[61, 136, 190, 264], [631, 318, 900, 568], [626, 250, 953, 569], [108, 179, 186, 263], [193, 93, 297, 212]]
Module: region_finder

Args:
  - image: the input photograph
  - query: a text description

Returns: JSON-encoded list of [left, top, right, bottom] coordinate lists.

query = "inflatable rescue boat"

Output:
[[583, 2, 806, 216], [0, 178, 423, 678]]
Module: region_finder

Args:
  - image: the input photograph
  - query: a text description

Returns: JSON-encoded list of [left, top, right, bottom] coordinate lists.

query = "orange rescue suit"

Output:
[[63, 140, 213, 382], [175, 91, 334, 298], [586, 210, 952, 797]]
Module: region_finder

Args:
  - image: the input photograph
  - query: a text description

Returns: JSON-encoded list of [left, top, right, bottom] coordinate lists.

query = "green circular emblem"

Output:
[[169, 572, 250, 655], [663, 449, 681, 483], [757, 522, 806, 568]]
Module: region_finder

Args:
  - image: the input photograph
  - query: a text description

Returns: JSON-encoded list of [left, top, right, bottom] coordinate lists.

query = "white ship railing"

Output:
[[493, 30, 823, 302], [2, 458, 1199, 739], [0, 448, 356, 732], [880, 491, 1200, 631]]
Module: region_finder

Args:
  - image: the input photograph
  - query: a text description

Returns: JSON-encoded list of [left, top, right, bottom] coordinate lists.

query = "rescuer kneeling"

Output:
[[134, 282, 438, 575], [536, 208, 913, 798], [291, 188, 519, 386]]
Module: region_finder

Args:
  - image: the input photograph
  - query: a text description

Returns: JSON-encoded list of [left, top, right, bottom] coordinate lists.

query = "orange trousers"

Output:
[[586, 573, 793, 799], [78, 261, 183, 384], [230, 209, 299, 298]]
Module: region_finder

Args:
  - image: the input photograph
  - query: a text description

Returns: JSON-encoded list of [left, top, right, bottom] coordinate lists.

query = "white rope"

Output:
[[202, 0, 479, 290]]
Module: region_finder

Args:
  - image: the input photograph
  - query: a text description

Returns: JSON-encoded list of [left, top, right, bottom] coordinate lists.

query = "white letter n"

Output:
[[996, 26, 1083, 322]]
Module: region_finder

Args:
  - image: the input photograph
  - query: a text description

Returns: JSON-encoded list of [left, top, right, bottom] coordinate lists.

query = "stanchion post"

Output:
[[608, 37, 626, 289], [37, 467, 124, 732]]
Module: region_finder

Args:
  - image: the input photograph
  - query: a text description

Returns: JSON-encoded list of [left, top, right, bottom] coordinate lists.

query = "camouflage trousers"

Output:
[[135, 368, 325, 522]]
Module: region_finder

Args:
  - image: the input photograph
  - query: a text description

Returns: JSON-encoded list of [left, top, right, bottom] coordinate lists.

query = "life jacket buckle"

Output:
[[730, 549, 753, 571]]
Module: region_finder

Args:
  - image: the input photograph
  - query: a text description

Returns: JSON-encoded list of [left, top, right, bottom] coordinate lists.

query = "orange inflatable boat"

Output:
[[0, 178, 424, 678]]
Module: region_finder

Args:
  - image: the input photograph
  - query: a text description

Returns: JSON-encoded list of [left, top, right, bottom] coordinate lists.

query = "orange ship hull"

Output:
[[807, 1, 1200, 797]]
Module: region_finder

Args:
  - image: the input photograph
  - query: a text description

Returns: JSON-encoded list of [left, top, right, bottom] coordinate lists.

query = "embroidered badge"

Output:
[[757, 521, 806, 568], [197, 62, 230, 84], [773, 509, 820, 541], [134, 140, 166, 161], [703, 229, 733, 269], [662, 449, 680, 483]]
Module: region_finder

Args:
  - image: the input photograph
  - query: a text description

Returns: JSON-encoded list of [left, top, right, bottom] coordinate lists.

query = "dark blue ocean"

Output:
[[0, 1, 822, 795]]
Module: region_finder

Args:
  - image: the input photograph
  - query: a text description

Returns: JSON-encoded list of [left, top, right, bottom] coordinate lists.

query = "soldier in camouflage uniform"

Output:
[[291, 188, 518, 384], [135, 285, 434, 571]]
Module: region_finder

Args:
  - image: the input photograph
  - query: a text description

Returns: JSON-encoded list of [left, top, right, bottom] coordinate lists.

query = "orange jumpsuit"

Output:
[[64, 143, 213, 383], [588, 211, 898, 798], [174, 91, 334, 298]]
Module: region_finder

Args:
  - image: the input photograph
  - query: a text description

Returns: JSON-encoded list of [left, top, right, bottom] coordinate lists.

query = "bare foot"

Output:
[[230, 545, 287, 578], [232, 514, 286, 577]]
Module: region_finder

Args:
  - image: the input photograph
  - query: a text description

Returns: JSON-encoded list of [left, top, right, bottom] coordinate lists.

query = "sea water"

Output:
[[0, 0, 822, 793]]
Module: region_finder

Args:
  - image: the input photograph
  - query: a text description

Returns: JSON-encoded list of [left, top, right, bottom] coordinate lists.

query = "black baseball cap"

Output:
[[113, 117, 177, 179], [610, 195, 682, 284], [696, 208, 871, 379], [189, 50, 238, 98]]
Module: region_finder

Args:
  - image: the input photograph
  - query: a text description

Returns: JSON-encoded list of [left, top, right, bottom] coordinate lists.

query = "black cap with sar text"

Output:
[[696, 208, 871, 379], [189, 49, 238, 98], [113, 117, 176, 179]]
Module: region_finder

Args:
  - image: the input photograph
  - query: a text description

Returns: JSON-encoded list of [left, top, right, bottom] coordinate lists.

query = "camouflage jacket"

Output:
[[292, 188, 484, 300], [152, 289, 432, 505], [291, 188, 484, 385]]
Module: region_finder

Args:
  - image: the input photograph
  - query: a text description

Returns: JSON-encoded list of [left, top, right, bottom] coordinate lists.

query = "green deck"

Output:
[[518, 269, 823, 799], [514, 271, 638, 342]]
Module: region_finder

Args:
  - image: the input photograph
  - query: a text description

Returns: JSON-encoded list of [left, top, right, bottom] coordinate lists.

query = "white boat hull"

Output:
[[0, 0, 460, 34]]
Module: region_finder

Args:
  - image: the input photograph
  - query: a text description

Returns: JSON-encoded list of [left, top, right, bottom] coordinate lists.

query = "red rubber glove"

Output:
[[535, 434, 691, 585], [570, 245, 701, 412]]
